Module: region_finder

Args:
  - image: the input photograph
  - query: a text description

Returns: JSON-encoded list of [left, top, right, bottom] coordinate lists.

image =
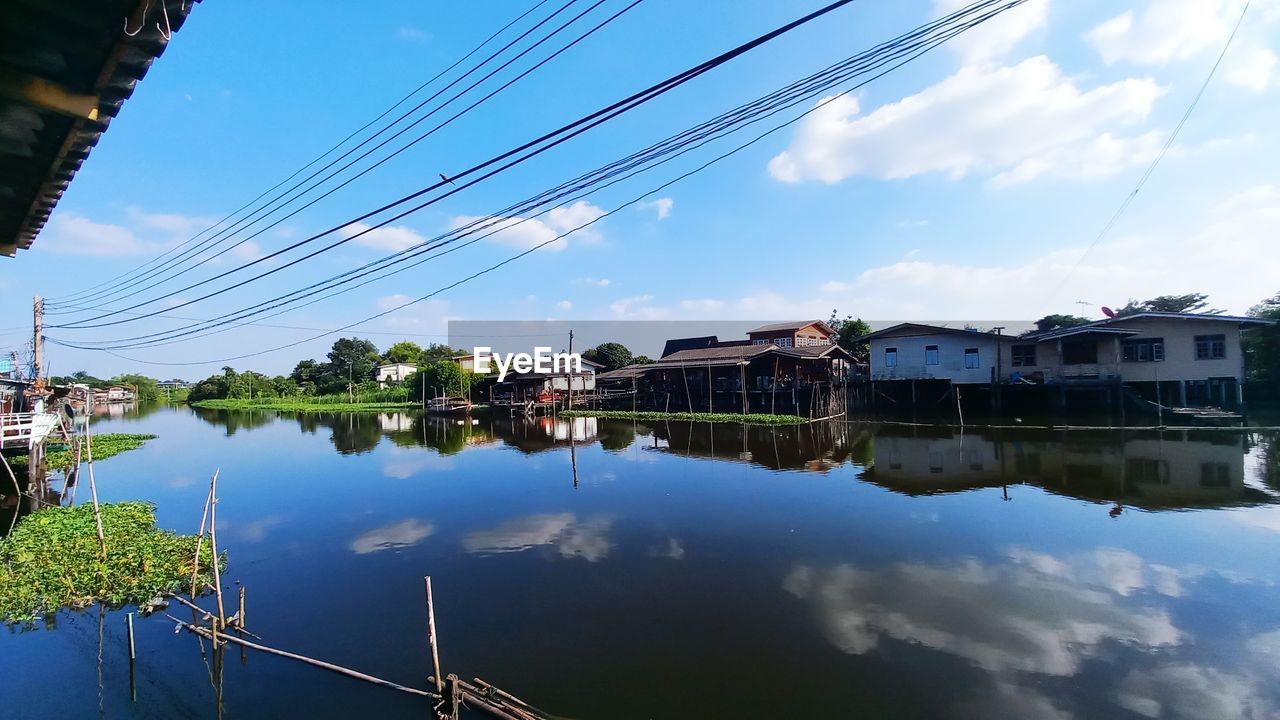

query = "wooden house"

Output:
[[747, 321, 835, 348]]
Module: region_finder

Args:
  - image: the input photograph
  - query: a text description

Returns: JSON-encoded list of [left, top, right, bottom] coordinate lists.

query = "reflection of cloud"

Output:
[[784, 552, 1182, 677], [227, 516, 284, 543], [350, 519, 434, 554], [1115, 664, 1266, 719], [649, 537, 685, 560], [1006, 547, 1189, 598], [462, 513, 612, 561], [382, 452, 453, 479], [1226, 506, 1280, 534]]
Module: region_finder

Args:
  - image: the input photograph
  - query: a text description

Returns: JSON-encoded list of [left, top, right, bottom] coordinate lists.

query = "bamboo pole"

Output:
[[425, 576, 444, 694], [167, 615, 438, 699], [190, 479, 213, 597], [207, 469, 226, 628], [85, 426, 107, 562], [238, 586, 246, 629], [127, 612, 136, 660]]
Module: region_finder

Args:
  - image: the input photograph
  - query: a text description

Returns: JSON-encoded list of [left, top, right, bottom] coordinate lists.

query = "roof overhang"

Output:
[[1, 0, 197, 257]]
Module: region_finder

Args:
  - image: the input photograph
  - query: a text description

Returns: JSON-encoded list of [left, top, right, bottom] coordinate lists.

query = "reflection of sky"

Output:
[[785, 547, 1278, 718], [54, 408, 1280, 719], [462, 513, 613, 561]]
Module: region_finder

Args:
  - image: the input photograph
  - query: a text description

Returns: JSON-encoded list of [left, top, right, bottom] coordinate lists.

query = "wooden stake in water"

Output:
[[191, 480, 214, 598], [85, 426, 107, 562], [238, 586, 246, 629], [207, 469, 226, 629], [424, 576, 443, 694], [127, 612, 136, 660]]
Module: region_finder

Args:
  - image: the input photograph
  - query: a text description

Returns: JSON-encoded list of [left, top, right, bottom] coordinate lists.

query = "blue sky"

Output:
[[4, 0, 1279, 377]]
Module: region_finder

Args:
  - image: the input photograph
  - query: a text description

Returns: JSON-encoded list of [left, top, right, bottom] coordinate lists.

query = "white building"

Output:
[[375, 363, 418, 387], [859, 323, 1006, 384]]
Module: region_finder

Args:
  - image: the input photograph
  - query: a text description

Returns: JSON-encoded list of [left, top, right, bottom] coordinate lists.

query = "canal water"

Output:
[[3, 405, 1280, 719]]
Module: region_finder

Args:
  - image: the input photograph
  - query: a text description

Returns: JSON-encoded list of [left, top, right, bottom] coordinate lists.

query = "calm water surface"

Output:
[[3, 405, 1280, 719]]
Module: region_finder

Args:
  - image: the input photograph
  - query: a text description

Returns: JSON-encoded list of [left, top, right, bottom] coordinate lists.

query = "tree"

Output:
[[410, 359, 470, 398], [422, 343, 461, 361], [1116, 293, 1221, 316], [633, 355, 654, 364], [111, 373, 160, 403], [582, 342, 633, 371], [384, 341, 424, 365], [828, 310, 872, 363], [322, 338, 380, 394], [1033, 314, 1091, 333], [1246, 291, 1280, 397]]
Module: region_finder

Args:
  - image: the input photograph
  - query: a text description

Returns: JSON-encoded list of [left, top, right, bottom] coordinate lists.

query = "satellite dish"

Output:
[[1101, 306, 1116, 318]]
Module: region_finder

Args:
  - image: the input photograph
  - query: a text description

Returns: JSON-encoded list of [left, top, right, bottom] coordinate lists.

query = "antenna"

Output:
[[1074, 300, 1091, 316]]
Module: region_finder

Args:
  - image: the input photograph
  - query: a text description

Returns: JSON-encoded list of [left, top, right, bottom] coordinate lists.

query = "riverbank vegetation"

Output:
[[559, 410, 808, 425], [8, 433, 155, 474], [192, 396, 415, 412], [0, 502, 218, 624]]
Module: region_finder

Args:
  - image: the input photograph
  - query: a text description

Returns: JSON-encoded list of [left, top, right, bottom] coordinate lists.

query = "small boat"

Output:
[[426, 396, 473, 416]]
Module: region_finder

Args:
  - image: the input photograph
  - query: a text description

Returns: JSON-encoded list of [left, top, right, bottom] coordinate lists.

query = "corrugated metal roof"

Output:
[[748, 320, 832, 335], [1, 0, 197, 257]]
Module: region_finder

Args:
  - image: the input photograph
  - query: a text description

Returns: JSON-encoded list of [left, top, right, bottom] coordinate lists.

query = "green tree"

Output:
[[110, 374, 161, 403], [384, 341, 424, 365], [582, 342, 633, 371], [1033, 314, 1091, 333], [322, 338, 380, 394], [410, 360, 470, 398], [1246, 291, 1280, 397], [1116, 293, 1221, 316], [423, 343, 461, 361], [187, 375, 229, 402], [828, 311, 872, 363]]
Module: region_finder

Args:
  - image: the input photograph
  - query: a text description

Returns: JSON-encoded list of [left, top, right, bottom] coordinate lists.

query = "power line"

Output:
[[50, 0, 864, 331], [49, 0, 606, 311], [1045, 0, 1251, 305], [64, 0, 1019, 351], [47, 0, 558, 307], [51, 1, 1027, 367]]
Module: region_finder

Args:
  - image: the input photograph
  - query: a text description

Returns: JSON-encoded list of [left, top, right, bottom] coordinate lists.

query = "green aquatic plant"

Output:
[[558, 410, 808, 425], [191, 398, 416, 412], [7, 433, 156, 475], [0, 502, 219, 624]]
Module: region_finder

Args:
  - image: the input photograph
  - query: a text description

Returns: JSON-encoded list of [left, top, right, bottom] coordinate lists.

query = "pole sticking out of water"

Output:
[[191, 480, 214, 597], [207, 469, 227, 630], [425, 576, 444, 694], [85, 426, 107, 561]]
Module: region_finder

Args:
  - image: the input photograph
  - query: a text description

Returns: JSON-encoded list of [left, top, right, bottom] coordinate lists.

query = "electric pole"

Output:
[[32, 295, 44, 380], [566, 329, 574, 410]]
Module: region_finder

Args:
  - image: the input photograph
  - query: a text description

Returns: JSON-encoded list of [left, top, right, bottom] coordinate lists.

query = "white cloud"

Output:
[[639, 197, 673, 220], [451, 200, 605, 253], [608, 294, 670, 320], [1087, 0, 1240, 66], [1226, 47, 1278, 91], [340, 221, 426, 252], [935, 0, 1047, 64], [768, 57, 1163, 186], [555, 300, 573, 311], [349, 518, 434, 554], [41, 214, 159, 256], [573, 277, 611, 287]]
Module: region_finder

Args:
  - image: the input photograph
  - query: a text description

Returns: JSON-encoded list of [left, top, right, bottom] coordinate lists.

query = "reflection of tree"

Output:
[[598, 420, 638, 452], [1257, 432, 1280, 493], [188, 407, 275, 435], [652, 420, 855, 472], [320, 414, 383, 455]]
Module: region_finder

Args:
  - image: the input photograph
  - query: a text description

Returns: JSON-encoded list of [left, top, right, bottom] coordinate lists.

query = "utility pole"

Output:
[[348, 361, 354, 404], [991, 326, 1006, 413], [566, 329, 574, 410], [32, 295, 44, 380]]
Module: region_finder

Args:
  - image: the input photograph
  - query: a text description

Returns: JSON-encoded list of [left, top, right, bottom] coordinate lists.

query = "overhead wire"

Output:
[[50, 0, 864, 331], [62, 0, 1021, 351], [49, 0, 605, 311], [51, 1, 1029, 365]]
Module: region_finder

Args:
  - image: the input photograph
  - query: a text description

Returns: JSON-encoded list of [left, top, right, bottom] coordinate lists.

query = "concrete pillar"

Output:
[[1178, 381, 1187, 408]]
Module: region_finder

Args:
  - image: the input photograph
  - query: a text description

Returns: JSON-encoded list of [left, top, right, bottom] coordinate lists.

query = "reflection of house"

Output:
[[488, 358, 602, 404], [864, 429, 1267, 509], [377, 412, 414, 432], [375, 363, 417, 387]]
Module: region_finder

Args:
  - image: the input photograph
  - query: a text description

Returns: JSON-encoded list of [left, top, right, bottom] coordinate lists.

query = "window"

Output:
[[1011, 344, 1037, 367], [1062, 340, 1098, 365], [752, 338, 770, 346], [1195, 334, 1226, 360], [1122, 338, 1165, 363], [925, 345, 939, 365], [964, 348, 980, 369], [884, 347, 898, 367], [1200, 462, 1230, 487], [1126, 458, 1168, 484], [774, 336, 793, 348]]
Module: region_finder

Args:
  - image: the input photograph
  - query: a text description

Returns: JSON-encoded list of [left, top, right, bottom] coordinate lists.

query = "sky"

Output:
[[3, 0, 1279, 378]]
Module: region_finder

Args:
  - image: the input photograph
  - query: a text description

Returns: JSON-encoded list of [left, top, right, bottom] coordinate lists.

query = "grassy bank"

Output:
[[191, 398, 415, 412], [8, 433, 155, 474], [559, 410, 809, 425], [0, 502, 218, 624]]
